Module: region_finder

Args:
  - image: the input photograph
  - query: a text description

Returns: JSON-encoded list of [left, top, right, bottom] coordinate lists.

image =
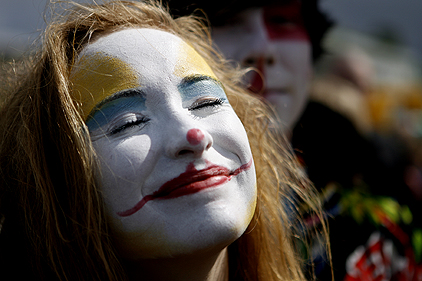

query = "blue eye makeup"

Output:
[[86, 90, 146, 132], [86, 76, 228, 136], [178, 75, 228, 107]]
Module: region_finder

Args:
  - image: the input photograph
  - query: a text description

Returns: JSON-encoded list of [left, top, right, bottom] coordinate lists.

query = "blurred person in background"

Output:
[[165, 0, 422, 280], [167, 0, 329, 131]]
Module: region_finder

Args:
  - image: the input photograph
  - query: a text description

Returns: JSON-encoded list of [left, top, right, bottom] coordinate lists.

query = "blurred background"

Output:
[[1, 0, 421, 129], [1, 0, 422, 186]]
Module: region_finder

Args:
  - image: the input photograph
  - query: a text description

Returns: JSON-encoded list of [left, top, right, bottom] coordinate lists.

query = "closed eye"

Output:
[[189, 98, 224, 111], [109, 117, 150, 135]]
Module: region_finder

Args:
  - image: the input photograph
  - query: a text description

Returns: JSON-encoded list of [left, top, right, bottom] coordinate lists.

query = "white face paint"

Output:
[[71, 28, 256, 260], [212, 3, 312, 129]]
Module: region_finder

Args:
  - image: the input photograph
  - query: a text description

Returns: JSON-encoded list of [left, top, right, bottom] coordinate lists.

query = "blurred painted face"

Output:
[[71, 28, 256, 260], [212, 1, 312, 129]]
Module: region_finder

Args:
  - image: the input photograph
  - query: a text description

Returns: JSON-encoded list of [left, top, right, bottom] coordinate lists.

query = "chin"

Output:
[[113, 200, 255, 260], [114, 219, 247, 261]]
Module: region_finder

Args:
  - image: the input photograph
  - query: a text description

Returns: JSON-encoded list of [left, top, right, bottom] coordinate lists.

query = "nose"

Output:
[[243, 52, 275, 69], [166, 127, 213, 159], [241, 10, 275, 93], [242, 9, 275, 68]]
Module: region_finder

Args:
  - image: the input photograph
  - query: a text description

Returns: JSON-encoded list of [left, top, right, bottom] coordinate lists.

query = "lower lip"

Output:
[[116, 175, 229, 217], [161, 175, 230, 198], [117, 173, 231, 217], [117, 160, 252, 217]]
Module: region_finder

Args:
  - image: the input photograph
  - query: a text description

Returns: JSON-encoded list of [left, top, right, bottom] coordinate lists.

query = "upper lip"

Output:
[[152, 164, 231, 198]]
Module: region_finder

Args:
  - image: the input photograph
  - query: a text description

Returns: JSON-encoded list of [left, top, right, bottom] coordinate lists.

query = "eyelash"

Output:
[[189, 98, 224, 111], [109, 116, 150, 135], [107, 98, 223, 135]]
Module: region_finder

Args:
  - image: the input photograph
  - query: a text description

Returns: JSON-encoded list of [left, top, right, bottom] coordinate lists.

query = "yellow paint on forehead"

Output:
[[70, 52, 138, 120], [174, 41, 217, 79]]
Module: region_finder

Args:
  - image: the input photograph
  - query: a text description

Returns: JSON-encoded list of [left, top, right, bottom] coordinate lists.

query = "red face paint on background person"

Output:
[[212, 0, 312, 129], [263, 1, 309, 41]]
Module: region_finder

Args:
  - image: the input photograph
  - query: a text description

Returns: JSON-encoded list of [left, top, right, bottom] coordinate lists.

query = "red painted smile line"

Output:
[[117, 159, 253, 217]]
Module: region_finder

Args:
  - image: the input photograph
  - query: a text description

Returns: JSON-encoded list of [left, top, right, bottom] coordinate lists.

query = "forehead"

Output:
[[82, 29, 177, 73], [78, 28, 215, 80], [71, 28, 216, 119]]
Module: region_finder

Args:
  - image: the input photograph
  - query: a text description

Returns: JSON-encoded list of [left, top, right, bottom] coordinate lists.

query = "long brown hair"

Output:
[[0, 1, 327, 280]]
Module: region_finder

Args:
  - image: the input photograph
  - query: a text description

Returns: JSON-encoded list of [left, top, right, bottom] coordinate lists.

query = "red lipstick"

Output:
[[117, 159, 253, 217]]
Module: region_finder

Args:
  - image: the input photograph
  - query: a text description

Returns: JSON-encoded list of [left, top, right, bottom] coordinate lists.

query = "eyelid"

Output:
[[188, 97, 224, 111], [106, 114, 150, 136]]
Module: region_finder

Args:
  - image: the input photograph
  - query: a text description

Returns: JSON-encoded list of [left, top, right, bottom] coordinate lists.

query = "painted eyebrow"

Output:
[[86, 88, 145, 120], [86, 76, 222, 120], [179, 74, 223, 88]]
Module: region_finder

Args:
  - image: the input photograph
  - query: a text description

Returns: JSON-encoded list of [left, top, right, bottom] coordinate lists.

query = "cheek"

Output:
[[93, 136, 153, 212], [287, 43, 312, 102], [286, 42, 312, 77], [97, 142, 149, 181], [273, 40, 311, 70], [269, 40, 312, 89], [246, 178, 258, 228], [211, 111, 251, 158], [235, 162, 257, 228]]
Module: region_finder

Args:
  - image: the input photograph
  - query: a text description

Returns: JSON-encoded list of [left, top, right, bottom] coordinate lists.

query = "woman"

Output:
[[0, 1, 326, 280]]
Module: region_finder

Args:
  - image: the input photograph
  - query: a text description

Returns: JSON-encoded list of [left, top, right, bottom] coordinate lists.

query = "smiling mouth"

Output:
[[116, 159, 253, 217]]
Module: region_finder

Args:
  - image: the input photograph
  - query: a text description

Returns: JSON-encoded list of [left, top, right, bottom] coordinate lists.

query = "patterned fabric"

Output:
[[344, 232, 422, 281], [304, 182, 422, 281], [292, 100, 422, 280]]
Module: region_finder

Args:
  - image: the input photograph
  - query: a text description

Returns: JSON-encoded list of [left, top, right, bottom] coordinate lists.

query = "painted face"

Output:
[[212, 1, 312, 129], [70, 28, 256, 260]]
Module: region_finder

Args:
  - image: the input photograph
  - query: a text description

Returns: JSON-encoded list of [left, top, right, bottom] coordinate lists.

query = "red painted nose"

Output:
[[186, 128, 204, 145]]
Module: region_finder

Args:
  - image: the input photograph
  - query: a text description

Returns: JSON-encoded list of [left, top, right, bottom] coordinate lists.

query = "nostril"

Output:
[[178, 149, 192, 156], [243, 58, 256, 66], [206, 142, 212, 150]]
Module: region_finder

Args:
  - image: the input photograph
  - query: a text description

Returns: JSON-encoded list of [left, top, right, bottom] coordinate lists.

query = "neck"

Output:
[[125, 247, 229, 281]]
